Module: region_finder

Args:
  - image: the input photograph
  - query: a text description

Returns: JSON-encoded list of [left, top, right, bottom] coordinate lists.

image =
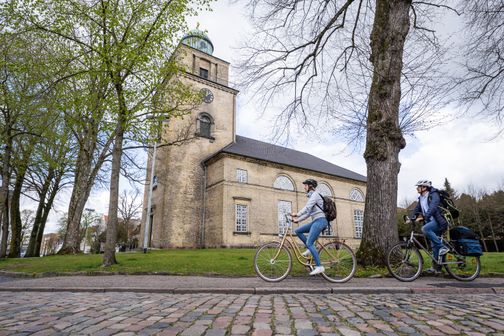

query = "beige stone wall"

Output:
[[203, 155, 366, 249], [177, 46, 230, 86], [140, 45, 238, 248]]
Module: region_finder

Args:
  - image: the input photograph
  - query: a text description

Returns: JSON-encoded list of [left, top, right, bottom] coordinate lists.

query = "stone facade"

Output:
[[140, 32, 366, 249], [203, 154, 366, 249]]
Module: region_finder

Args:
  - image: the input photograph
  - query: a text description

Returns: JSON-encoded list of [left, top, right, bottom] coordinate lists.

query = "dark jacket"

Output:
[[412, 187, 448, 230]]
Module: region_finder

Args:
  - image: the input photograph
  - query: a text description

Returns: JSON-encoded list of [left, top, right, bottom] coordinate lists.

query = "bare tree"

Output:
[[20, 209, 34, 247], [117, 189, 142, 248], [458, 1, 504, 131], [239, 0, 458, 265]]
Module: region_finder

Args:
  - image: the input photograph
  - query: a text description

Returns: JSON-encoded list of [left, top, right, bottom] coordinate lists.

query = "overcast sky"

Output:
[[192, 1, 504, 200], [35, 0, 504, 233]]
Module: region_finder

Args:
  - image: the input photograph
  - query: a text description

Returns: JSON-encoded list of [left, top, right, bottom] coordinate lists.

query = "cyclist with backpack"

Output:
[[291, 179, 328, 275], [409, 180, 449, 275]]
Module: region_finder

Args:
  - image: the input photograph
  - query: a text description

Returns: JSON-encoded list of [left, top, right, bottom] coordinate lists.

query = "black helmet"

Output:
[[302, 178, 318, 189]]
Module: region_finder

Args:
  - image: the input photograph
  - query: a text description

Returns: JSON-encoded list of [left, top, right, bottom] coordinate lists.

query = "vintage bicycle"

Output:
[[253, 215, 356, 282], [386, 216, 481, 282]]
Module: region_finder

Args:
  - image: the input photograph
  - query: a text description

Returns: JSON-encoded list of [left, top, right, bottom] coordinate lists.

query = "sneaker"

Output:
[[309, 266, 325, 275], [439, 246, 449, 256], [301, 249, 312, 257], [424, 267, 441, 275]]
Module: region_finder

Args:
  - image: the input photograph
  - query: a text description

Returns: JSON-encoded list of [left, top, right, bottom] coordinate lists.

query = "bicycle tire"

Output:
[[318, 241, 356, 283], [386, 242, 423, 282], [443, 252, 481, 281], [254, 241, 292, 282]]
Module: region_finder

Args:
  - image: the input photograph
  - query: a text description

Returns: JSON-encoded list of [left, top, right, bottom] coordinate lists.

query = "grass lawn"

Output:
[[0, 249, 502, 278]]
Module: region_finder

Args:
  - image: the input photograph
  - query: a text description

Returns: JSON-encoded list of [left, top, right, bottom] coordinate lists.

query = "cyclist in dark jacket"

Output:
[[411, 180, 449, 274]]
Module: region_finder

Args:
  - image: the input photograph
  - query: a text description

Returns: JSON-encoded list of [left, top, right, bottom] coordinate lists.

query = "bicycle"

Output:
[[253, 215, 357, 283], [386, 216, 481, 282]]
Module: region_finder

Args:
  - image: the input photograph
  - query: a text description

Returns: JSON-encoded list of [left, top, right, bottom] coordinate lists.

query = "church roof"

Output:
[[207, 135, 366, 183]]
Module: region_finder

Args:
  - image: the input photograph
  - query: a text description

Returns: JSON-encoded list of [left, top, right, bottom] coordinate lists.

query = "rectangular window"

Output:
[[236, 169, 248, 183], [278, 201, 292, 234], [235, 204, 248, 232], [354, 209, 364, 238], [199, 68, 209, 79]]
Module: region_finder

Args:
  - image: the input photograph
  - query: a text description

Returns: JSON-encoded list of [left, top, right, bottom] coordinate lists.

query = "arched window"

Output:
[[350, 188, 364, 202], [197, 113, 213, 138], [316, 182, 333, 197], [273, 175, 294, 191]]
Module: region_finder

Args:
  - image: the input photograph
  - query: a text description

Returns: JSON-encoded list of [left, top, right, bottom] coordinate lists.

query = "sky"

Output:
[[31, 0, 504, 233]]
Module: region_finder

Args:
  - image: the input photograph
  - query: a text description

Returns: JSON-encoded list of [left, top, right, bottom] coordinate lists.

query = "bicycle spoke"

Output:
[[319, 242, 356, 283], [443, 252, 480, 281], [254, 242, 292, 282], [386, 242, 422, 282]]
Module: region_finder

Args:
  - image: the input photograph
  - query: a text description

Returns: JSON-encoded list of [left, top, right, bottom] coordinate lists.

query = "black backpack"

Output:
[[316, 193, 337, 222], [437, 189, 460, 219]]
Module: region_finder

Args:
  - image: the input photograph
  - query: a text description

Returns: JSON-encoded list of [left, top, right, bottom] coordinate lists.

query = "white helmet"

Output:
[[415, 180, 432, 188]]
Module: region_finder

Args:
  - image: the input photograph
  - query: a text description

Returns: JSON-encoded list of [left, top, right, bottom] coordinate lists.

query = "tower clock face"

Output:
[[200, 88, 214, 103]]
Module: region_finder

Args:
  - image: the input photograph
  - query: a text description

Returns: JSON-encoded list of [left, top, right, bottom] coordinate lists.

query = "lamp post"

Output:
[[143, 115, 162, 253], [143, 141, 157, 253]]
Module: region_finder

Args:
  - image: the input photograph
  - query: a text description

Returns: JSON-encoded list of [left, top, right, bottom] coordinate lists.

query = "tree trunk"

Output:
[[356, 0, 410, 266], [0, 135, 12, 258], [25, 168, 53, 257], [34, 174, 62, 255], [487, 216, 499, 252], [8, 172, 25, 257], [58, 123, 112, 254], [102, 120, 124, 266], [58, 142, 95, 254]]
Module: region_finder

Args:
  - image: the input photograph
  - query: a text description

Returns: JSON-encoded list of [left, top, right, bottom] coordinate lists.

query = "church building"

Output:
[[140, 30, 367, 249]]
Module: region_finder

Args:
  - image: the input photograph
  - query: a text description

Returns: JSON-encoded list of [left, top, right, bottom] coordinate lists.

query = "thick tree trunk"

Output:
[[356, 0, 410, 266], [0, 136, 12, 258], [58, 142, 95, 254], [8, 173, 25, 258], [59, 123, 112, 254]]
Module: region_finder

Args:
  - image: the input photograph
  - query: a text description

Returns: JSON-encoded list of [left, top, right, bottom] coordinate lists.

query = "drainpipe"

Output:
[[200, 164, 207, 247]]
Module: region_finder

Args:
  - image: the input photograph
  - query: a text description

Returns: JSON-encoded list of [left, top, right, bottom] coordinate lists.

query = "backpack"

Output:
[[316, 193, 337, 222], [437, 189, 460, 219]]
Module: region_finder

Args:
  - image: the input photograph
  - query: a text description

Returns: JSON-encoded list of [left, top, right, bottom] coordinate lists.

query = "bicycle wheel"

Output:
[[254, 241, 292, 282], [443, 252, 481, 281], [386, 242, 423, 282], [318, 242, 356, 283]]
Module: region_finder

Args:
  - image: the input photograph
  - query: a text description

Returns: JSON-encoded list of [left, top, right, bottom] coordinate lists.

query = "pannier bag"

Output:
[[449, 226, 478, 240], [453, 239, 483, 257], [450, 226, 483, 257]]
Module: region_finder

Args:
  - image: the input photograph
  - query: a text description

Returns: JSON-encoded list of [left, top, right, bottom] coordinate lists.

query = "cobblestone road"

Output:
[[0, 292, 503, 336]]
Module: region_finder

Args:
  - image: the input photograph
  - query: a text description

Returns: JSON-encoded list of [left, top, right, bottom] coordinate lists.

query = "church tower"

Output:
[[141, 30, 239, 248]]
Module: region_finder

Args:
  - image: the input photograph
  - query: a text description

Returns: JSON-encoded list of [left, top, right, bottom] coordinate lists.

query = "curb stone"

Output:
[[0, 286, 501, 295]]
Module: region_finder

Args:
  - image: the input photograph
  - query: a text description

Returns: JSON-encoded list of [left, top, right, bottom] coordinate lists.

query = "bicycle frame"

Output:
[[405, 223, 463, 266], [273, 215, 340, 269], [272, 223, 313, 267]]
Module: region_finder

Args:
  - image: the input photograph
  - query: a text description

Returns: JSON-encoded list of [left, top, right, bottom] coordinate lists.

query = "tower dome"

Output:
[[181, 29, 214, 55]]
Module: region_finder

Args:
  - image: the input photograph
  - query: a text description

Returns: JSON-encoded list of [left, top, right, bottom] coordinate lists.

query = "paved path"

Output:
[[0, 274, 503, 294], [0, 291, 503, 335]]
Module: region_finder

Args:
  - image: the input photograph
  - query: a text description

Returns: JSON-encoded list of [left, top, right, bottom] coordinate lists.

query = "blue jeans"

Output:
[[294, 217, 328, 266], [422, 218, 444, 262]]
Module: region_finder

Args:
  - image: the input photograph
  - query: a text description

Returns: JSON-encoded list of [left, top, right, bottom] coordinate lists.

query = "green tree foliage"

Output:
[[6, 0, 212, 263]]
